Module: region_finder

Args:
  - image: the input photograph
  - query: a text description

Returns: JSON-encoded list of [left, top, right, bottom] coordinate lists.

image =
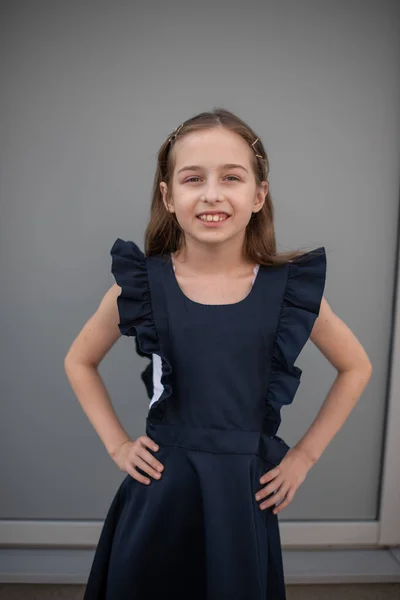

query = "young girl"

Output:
[[64, 108, 372, 600]]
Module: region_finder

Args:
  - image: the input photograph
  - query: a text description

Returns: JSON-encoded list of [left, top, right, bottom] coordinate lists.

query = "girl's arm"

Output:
[[64, 284, 132, 458], [294, 296, 373, 466]]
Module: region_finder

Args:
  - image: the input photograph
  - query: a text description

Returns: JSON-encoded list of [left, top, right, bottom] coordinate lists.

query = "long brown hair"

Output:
[[144, 107, 317, 266]]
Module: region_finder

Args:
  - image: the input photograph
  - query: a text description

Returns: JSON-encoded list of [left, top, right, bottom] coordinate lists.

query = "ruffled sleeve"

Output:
[[110, 239, 159, 357], [267, 246, 327, 410]]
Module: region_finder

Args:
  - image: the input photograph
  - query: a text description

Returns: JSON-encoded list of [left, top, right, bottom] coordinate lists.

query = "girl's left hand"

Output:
[[255, 447, 314, 515]]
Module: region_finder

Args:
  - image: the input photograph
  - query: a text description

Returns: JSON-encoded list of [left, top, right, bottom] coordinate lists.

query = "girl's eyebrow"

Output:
[[177, 163, 249, 174]]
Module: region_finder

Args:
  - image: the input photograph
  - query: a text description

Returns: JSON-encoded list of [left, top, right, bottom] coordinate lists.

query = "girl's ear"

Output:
[[253, 180, 268, 212], [160, 181, 175, 213], [260, 180, 269, 197], [160, 181, 169, 210]]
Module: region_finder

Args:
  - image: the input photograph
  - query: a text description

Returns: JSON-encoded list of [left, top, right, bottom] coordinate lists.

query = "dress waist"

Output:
[[146, 418, 290, 467]]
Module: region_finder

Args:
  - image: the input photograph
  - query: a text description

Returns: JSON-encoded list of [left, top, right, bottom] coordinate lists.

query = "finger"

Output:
[[134, 455, 163, 480], [255, 475, 284, 501], [126, 466, 152, 486], [259, 466, 281, 484], [273, 488, 295, 514], [137, 446, 164, 473], [140, 436, 160, 453], [260, 484, 290, 510]]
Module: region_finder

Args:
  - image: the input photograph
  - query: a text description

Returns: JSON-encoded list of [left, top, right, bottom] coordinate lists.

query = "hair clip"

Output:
[[168, 123, 184, 143], [251, 138, 264, 159]]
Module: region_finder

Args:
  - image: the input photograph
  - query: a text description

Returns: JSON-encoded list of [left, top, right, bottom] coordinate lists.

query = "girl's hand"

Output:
[[111, 436, 164, 485], [255, 447, 314, 515]]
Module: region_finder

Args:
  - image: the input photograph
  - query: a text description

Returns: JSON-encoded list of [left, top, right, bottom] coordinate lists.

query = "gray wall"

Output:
[[1, 0, 399, 521]]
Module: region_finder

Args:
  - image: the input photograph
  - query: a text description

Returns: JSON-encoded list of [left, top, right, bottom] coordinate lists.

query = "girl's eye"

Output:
[[185, 176, 240, 183]]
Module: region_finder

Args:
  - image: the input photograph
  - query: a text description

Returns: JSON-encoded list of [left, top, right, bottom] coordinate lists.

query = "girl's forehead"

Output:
[[173, 129, 252, 162], [179, 127, 245, 146]]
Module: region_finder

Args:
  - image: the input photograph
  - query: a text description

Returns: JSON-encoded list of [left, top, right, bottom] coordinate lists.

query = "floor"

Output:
[[0, 584, 399, 599]]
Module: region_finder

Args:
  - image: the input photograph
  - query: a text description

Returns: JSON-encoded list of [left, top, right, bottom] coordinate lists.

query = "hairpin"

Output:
[[251, 138, 264, 159], [168, 123, 184, 144]]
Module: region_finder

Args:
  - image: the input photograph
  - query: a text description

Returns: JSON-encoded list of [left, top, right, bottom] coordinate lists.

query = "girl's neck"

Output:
[[170, 251, 259, 277], [171, 245, 257, 276]]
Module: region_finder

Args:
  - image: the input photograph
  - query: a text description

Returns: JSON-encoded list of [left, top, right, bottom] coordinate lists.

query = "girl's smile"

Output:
[[196, 212, 231, 227]]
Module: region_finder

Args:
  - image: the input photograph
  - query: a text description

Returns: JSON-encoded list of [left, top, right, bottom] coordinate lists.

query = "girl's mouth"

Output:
[[196, 214, 231, 227]]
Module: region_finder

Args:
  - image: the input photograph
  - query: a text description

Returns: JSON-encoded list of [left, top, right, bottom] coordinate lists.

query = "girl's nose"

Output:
[[201, 181, 223, 201]]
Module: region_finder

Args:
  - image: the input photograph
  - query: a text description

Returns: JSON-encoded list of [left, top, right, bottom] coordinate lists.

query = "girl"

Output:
[[64, 108, 372, 600]]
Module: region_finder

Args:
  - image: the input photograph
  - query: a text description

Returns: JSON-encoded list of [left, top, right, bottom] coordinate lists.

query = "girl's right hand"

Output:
[[111, 436, 164, 485]]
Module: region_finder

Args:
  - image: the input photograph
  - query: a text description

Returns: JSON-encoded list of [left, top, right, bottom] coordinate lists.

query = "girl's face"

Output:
[[160, 127, 268, 248]]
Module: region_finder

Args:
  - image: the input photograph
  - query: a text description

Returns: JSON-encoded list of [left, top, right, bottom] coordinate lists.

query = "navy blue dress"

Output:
[[83, 238, 327, 600]]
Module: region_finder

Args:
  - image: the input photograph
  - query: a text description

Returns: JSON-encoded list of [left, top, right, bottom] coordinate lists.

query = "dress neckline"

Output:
[[169, 253, 261, 308]]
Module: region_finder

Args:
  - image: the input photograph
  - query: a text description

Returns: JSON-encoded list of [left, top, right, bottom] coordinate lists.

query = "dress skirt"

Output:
[[83, 420, 288, 600]]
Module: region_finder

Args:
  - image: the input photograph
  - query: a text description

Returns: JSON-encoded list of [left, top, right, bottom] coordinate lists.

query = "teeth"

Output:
[[199, 214, 228, 222]]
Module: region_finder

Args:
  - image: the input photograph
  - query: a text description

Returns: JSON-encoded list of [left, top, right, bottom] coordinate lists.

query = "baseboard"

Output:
[[0, 548, 400, 585]]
